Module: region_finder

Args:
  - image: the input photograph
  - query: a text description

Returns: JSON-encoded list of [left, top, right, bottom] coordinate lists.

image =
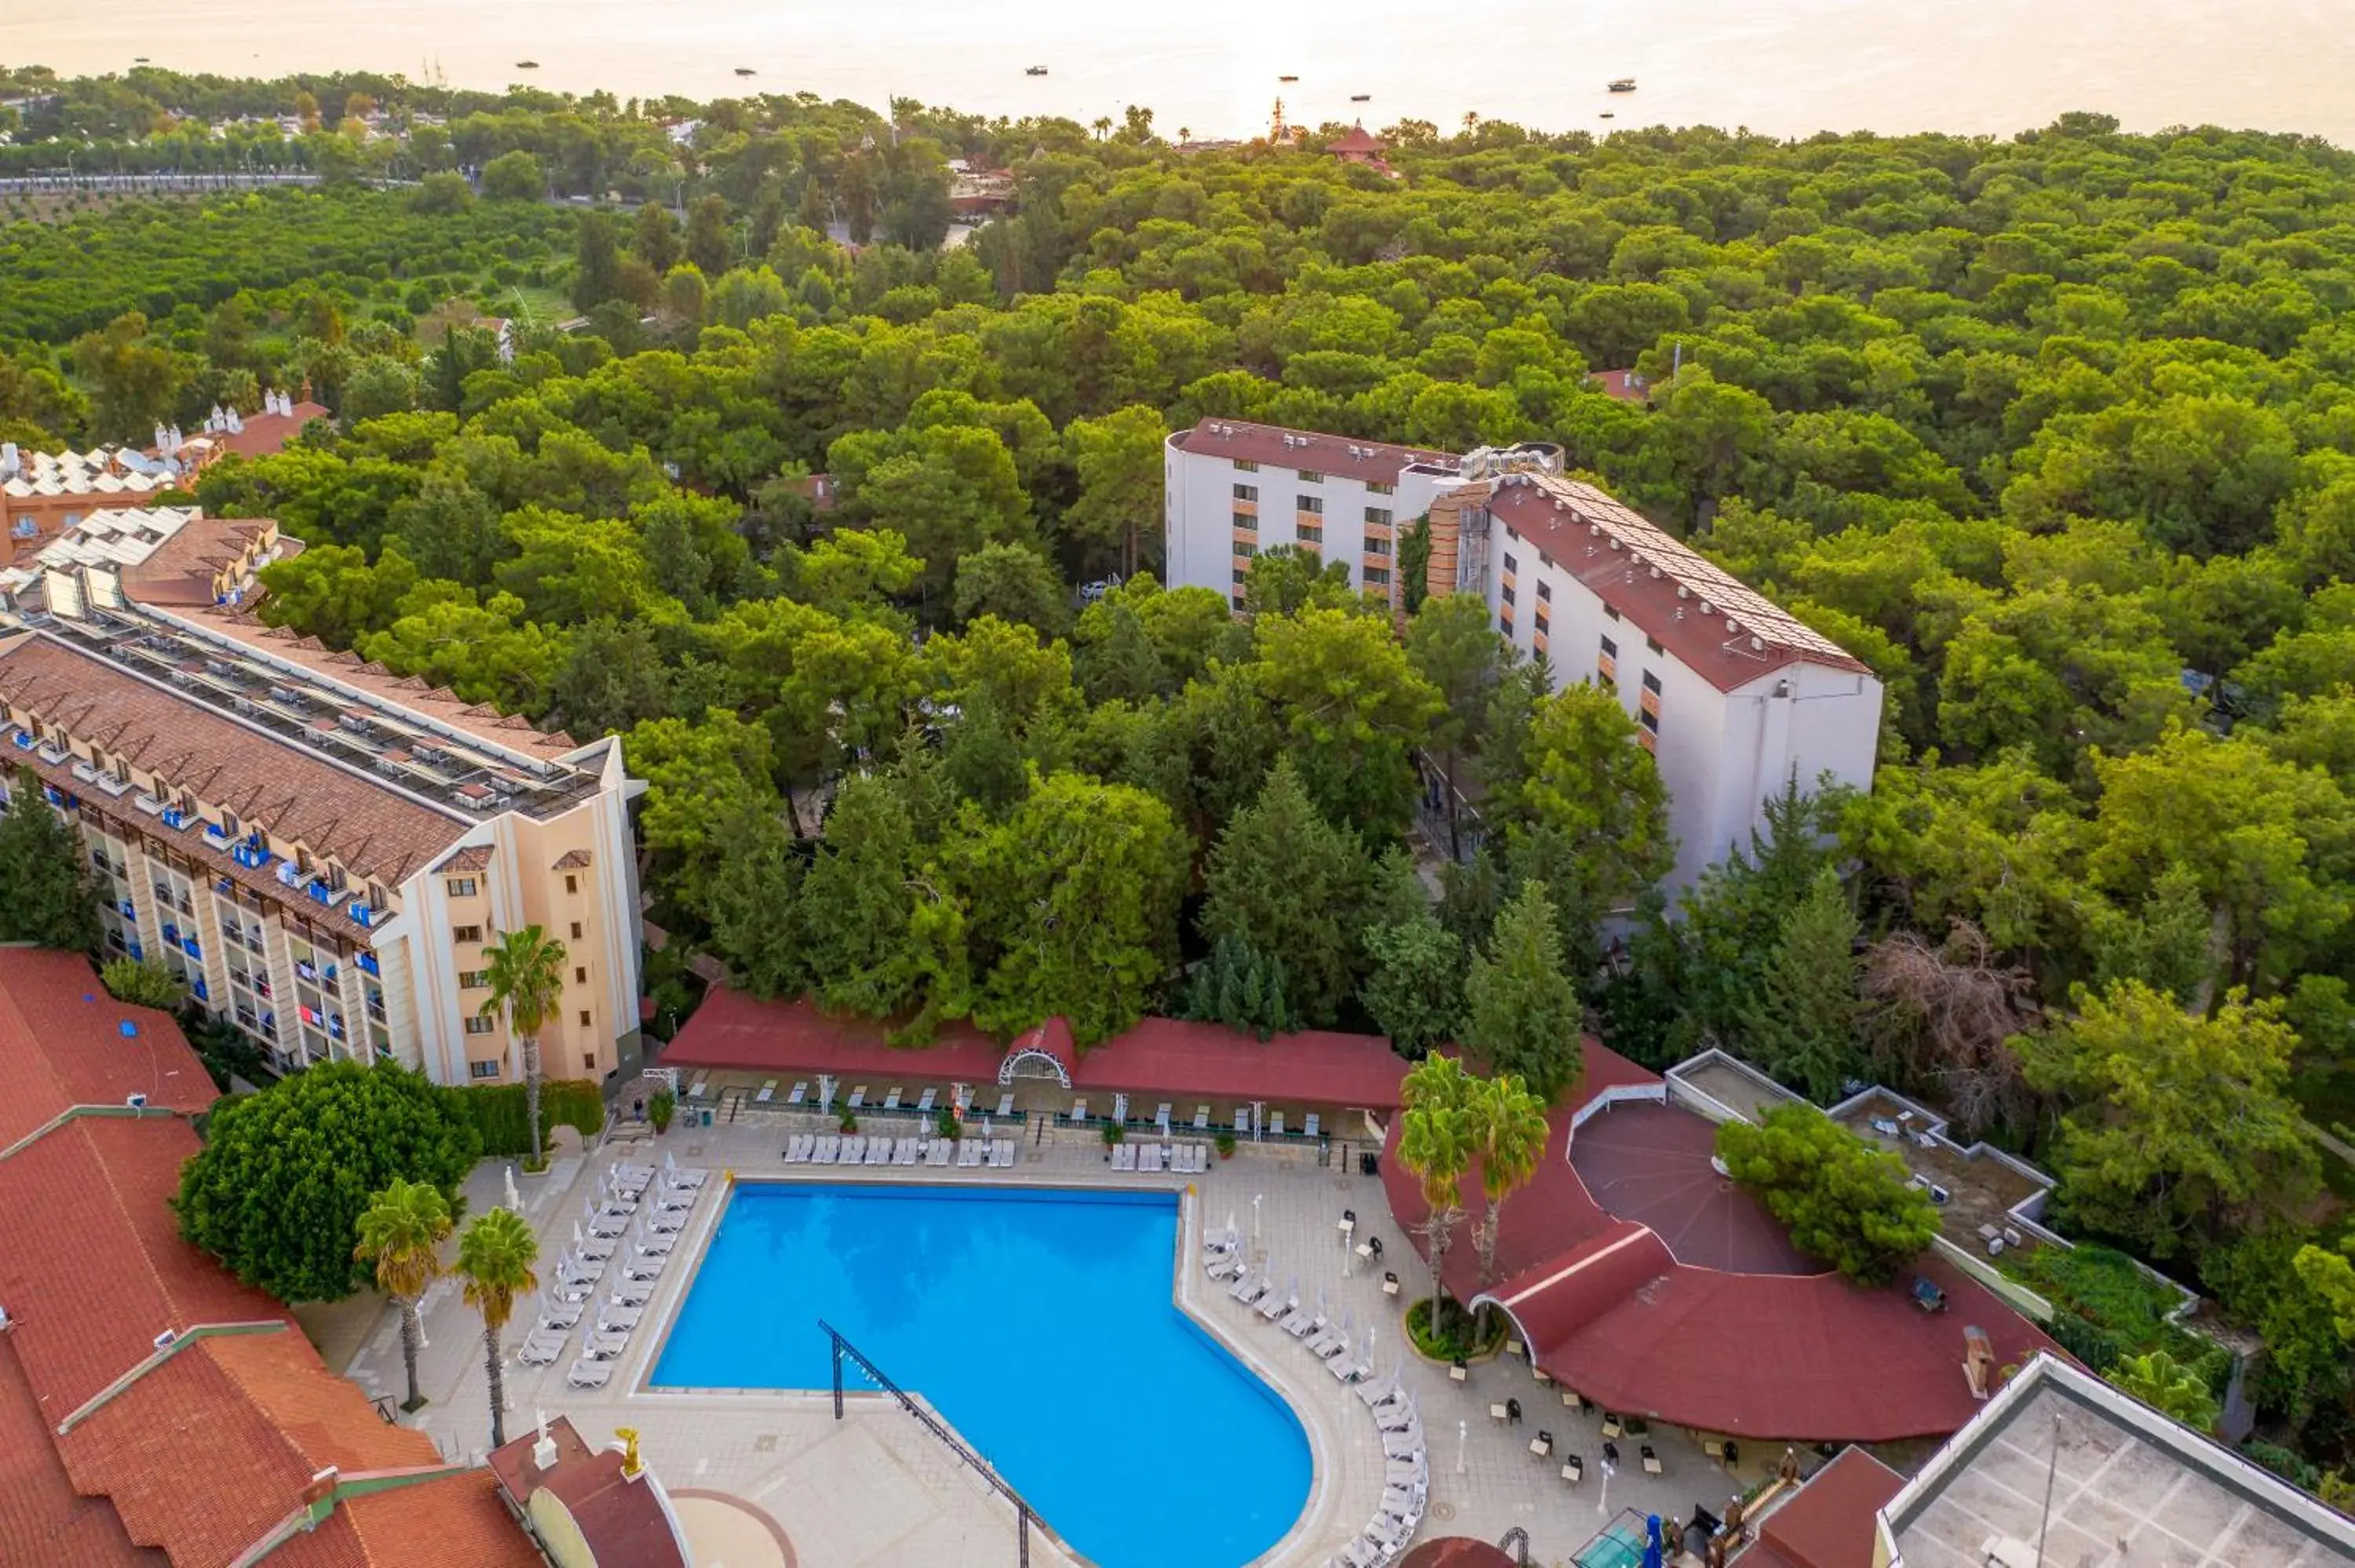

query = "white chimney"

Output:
[[153, 423, 170, 453], [531, 1409, 557, 1469]]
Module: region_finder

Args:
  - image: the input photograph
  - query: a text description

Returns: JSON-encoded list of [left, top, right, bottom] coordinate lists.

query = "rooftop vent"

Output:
[[126, 1092, 147, 1107], [152, 1327, 178, 1351]]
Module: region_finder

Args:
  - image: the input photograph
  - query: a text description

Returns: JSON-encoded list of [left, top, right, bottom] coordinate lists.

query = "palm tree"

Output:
[[1397, 1055, 1475, 1335], [1470, 1073, 1552, 1293], [457, 1206, 539, 1449], [354, 1178, 454, 1413], [478, 925, 569, 1167], [1091, 115, 1113, 142]]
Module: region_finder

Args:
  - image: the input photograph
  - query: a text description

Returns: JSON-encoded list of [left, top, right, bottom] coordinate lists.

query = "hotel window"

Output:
[[1364, 566, 1392, 586], [1234, 540, 1258, 559], [1234, 567, 1251, 585], [579, 1009, 593, 1027], [368, 882, 388, 910], [1232, 510, 1257, 532], [575, 965, 588, 984], [1297, 494, 1324, 515], [1367, 480, 1395, 496], [1537, 581, 1552, 603], [1598, 634, 1619, 691], [1501, 583, 1516, 606], [468, 1057, 499, 1077], [1232, 482, 1258, 501], [459, 969, 489, 989], [464, 1018, 496, 1038], [564, 873, 579, 894], [1534, 607, 1550, 634], [1364, 506, 1393, 529], [1364, 535, 1391, 556], [1640, 670, 1662, 734], [583, 1052, 597, 1070], [1605, 604, 1621, 622], [1503, 552, 1518, 575], [446, 876, 477, 897], [1646, 636, 1664, 655], [453, 924, 483, 944], [570, 921, 583, 939], [1296, 469, 1324, 483], [1232, 458, 1258, 472], [1642, 671, 1662, 695], [1297, 524, 1323, 545]]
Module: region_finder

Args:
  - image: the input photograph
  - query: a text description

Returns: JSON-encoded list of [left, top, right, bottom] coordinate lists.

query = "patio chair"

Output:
[[1382, 1271, 1400, 1297], [1448, 1361, 1468, 1383], [1207, 1253, 1245, 1282], [753, 1078, 776, 1104], [1258, 1288, 1298, 1322], [1069, 1097, 1086, 1123], [786, 1081, 807, 1106], [1601, 1413, 1623, 1439], [1155, 1101, 1173, 1131], [1490, 1402, 1510, 1424], [1562, 1389, 1586, 1410], [537, 1299, 582, 1331], [1507, 1398, 1523, 1424], [661, 1155, 708, 1189], [1234, 1107, 1252, 1134], [781, 1136, 807, 1165], [566, 1358, 613, 1390], [1641, 1443, 1662, 1475], [1561, 1455, 1583, 1484], [1529, 1431, 1553, 1458]]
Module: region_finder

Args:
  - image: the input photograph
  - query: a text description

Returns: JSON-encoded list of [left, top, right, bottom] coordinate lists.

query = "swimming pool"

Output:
[[650, 1183, 1313, 1567]]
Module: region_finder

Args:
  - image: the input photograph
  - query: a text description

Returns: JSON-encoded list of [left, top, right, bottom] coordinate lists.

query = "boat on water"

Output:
[[1608, 78, 1637, 92], [133, 56, 149, 63], [1025, 65, 1049, 76], [1600, 111, 1616, 119], [1349, 93, 1370, 102], [1279, 74, 1299, 83], [517, 60, 539, 69], [735, 67, 757, 76]]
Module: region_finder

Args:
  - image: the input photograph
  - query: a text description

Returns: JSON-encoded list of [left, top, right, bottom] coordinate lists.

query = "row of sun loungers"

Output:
[[1108, 1141, 1210, 1174], [518, 1159, 706, 1390], [780, 1134, 1022, 1169], [752, 1081, 1021, 1118], [1198, 1225, 1422, 1566]]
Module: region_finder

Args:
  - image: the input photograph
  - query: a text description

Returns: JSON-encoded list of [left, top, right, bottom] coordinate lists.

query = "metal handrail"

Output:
[[820, 1318, 1036, 1566]]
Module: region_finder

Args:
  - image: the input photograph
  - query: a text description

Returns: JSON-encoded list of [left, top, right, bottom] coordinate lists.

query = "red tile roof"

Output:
[[1482, 472, 1871, 693], [0, 632, 468, 886], [1397, 1541, 1517, 1568], [214, 403, 331, 461], [663, 988, 1415, 1110], [1327, 125, 1386, 155], [1740, 1447, 1906, 1568], [0, 946, 211, 1148], [1378, 1050, 2061, 1443], [0, 953, 538, 1567], [1173, 418, 1457, 486], [489, 1417, 689, 1568]]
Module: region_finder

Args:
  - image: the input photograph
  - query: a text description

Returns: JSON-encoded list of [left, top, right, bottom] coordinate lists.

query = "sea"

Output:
[[5, 0, 2353, 148]]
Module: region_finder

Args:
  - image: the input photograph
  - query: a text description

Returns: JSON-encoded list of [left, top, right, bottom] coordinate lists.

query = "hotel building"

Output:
[[0, 506, 648, 1087], [1162, 418, 1461, 608]]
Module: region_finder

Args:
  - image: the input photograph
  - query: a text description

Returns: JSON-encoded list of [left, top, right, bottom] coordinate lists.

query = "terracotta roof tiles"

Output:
[[1173, 418, 1458, 486]]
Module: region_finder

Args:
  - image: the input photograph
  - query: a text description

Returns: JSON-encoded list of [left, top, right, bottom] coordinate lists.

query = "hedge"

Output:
[[447, 1078, 604, 1158]]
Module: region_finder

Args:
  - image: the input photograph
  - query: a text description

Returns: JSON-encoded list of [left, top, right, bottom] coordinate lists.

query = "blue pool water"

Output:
[[651, 1183, 1312, 1566]]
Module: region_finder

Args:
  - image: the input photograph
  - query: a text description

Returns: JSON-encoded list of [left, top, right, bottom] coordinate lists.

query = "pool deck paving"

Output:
[[359, 1113, 1755, 1566]]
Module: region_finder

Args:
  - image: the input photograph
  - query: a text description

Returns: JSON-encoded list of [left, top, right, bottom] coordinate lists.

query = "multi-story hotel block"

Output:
[[0, 506, 647, 1087], [1163, 421, 1884, 894], [1428, 455, 1884, 892], [1162, 418, 1462, 607]]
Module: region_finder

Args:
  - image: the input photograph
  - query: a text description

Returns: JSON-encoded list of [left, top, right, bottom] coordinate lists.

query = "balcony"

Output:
[[347, 903, 374, 928], [181, 935, 202, 960], [35, 742, 66, 765], [160, 923, 180, 946], [295, 959, 319, 983], [133, 793, 165, 817], [204, 823, 233, 850], [356, 951, 381, 978], [69, 760, 98, 785], [95, 772, 131, 797], [8, 728, 31, 750], [117, 898, 135, 919]]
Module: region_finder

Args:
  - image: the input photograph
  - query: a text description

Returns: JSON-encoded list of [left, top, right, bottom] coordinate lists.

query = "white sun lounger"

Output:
[[662, 1155, 709, 1189], [517, 1336, 564, 1367], [566, 1358, 614, 1389], [926, 1139, 952, 1166], [915, 1088, 937, 1114], [1230, 1274, 1270, 1307], [957, 1139, 980, 1167], [895, 1136, 921, 1165], [1283, 1306, 1319, 1337], [865, 1136, 893, 1165], [1258, 1289, 1297, 1322], [634, 1234, 675, 1257], [1309, 1327, 1350, 1358], [1270, 1111, 1286, 1136], [1304, 1113, 1320, 1139], [598, 1304, 645, 1332], [781, 1135, 808, 1165], [990, 1139, 1016, 1168], [646, 1209, 685, 1236], [537, 1298, 582, 1331], [754, 1078, 777, 1104], [622, 1257, 666, 1282], [995, 1092, 1014, 1117], [814, 1136, 840, 1164], [575, 1233, 615, 1261], [787, 1081, 808, 1106], [1112, 1143, 1137, 1172], [611, 1280, 654, 1308], [839, 1136, 866, 1164], [883, 1088, 902, 1110], [685, 1075, 709, 1099], [847, 1087, 865, 1111]]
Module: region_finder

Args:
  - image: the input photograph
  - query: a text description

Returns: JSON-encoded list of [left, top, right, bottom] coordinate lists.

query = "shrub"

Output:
[[1101, 1119, 1126, 1145], [100, 956, 183, 1008], [2006, 1244, 2188, 1346], [649, 1088, 675, 1132], [1215, 1131, 1236, 1158], [2242, 1439, 2322, 1491], [445, 1078, 604, 1158], [936, 1104, 961, 1141], [1404, 1295, 1505, 1362], [2045, 1310, 2123, 1373]]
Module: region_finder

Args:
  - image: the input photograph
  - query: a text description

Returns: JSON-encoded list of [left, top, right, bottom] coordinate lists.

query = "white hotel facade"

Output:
[[1162, 419, 1885, 892]]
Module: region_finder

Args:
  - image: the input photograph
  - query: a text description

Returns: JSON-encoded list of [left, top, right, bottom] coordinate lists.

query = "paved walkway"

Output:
[[343, 1111, 1772, 1566]]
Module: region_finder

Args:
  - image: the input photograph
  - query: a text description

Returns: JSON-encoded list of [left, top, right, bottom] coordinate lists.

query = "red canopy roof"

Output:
[[660, 989, 1413, 1109], [1379, 1048, 2061, 1444], [661, 990, 1007, 1085]]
